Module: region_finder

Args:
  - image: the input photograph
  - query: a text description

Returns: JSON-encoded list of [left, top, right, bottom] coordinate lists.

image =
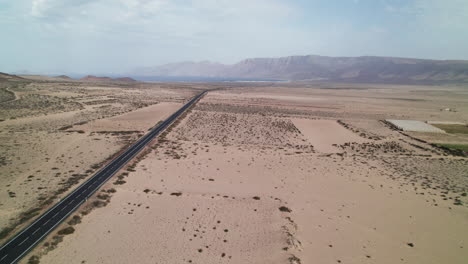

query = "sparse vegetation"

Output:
[[0, 94, 83, 120], [0, 79, 198, 249], [288, 255, 302, 264], [0, 85, 16, 103], [1, 77, 467, 264], [175, 110, 307, 146], [27, 255, 40, 264], [67, 215, 82, 225]]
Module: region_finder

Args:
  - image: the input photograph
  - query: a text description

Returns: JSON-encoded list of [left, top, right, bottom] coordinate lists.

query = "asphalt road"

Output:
[[0, 91, 207, 264]]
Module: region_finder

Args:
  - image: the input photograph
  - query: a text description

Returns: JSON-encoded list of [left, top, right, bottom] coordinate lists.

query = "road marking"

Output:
[[0, 254, 8, 261], [8, 199, 87, 264], [17, 237, 29, 246], [31, 228, 41, 235]]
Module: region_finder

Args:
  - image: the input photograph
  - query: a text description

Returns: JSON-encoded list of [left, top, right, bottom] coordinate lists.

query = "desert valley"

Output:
[[0, 72, 466, 264], [2, 0, 468, 263]]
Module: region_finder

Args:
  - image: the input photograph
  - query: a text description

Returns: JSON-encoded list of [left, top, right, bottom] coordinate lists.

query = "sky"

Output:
[[1, 0, 468, 74]]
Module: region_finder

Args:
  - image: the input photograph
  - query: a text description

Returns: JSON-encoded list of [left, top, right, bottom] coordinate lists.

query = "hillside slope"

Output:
[[0, 72, 26, 82]]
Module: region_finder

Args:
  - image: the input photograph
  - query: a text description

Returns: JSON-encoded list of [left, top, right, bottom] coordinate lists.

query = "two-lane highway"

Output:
[[0, 91, 207, 264]]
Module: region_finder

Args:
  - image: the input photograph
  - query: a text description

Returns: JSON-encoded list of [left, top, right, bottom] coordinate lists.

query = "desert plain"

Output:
[[0, 76, 467, 264]]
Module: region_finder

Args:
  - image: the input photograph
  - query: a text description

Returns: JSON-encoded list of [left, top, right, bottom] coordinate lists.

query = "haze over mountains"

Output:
[[80, 75, 136, 82], [134, 55, 468, 84]]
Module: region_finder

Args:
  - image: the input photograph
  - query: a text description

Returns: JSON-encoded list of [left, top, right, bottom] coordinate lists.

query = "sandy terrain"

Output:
[[0, 78, 196, 242], [73, 102, 182, 132], [292, 119, 367, 152], [30, 82, 467, 264]]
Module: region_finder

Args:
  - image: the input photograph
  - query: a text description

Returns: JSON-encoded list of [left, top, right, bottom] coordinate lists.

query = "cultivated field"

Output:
[[1, 79, 467, 264]]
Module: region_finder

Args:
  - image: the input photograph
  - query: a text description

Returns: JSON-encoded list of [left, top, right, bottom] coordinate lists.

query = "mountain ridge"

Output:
[[80, 75, 136, 82], [133, 55, 468, 83]]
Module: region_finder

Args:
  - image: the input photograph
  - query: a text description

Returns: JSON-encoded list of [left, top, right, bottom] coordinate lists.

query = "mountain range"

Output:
[[80, 75, 136, 82], [133, 55, 468, 84]]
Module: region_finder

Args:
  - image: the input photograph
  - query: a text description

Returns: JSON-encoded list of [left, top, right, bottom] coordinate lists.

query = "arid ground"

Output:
[[1, 78, 467, 264], [0, 77, 199, 240]]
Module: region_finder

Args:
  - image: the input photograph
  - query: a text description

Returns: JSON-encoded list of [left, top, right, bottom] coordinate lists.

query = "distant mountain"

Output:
[[114, 77, 136, 82], [134, 61, 227, 77], [133, 55, 468, 83], [56, 75, 72, 80], [80, 75, 113, 81], [80, 75, 136, 82]]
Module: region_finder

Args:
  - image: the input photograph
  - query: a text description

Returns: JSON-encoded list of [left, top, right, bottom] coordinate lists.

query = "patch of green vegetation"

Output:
[[435, 143, 468, 157], [437, 143, 468, 152], [432, 124, 468, 134]]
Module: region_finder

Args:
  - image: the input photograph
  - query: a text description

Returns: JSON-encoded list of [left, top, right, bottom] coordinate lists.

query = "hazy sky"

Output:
[[1, 0, 467, 74]]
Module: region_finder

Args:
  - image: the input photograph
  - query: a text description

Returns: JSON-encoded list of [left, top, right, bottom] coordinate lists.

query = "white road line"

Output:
[[0, 254, 8, 261], [9, 200, 86, 264], [31, 228, 41, 235], [17, 237, 29, 246]]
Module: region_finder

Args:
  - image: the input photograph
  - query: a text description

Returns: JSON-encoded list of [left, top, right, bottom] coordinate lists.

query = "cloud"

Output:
[[31, 0, 45, 17], [384, 0, 468, 29], [413, 0, 468, 29], [24, 0, 297, 42], [31, 0, 95, 18], [1, 0, 467, 73], [0, 0, 302, 73]]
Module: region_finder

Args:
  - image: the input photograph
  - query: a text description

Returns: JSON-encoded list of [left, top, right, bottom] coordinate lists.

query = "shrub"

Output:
[[57, 226, 75, 235]]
